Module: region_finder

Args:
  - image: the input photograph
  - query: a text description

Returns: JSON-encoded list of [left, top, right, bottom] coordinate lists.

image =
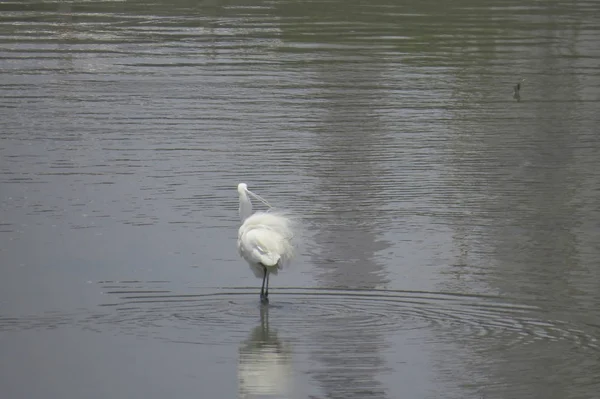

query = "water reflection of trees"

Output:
[[444, 2, 600, 398], [276, 3, 394, 394], [305, 78, 390, 397]]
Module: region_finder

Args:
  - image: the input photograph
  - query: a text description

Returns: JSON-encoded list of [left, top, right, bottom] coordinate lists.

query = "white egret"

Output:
[[237, 183, 294, 303]]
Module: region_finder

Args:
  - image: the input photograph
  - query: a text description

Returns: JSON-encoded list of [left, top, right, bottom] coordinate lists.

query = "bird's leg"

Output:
[[260, 268, 266, 297], [265, 271, 270, 299], [260, 265, 268, 303]]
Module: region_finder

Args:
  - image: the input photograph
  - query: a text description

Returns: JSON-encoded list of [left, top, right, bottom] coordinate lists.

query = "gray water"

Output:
[[1, 1, 600, 398]]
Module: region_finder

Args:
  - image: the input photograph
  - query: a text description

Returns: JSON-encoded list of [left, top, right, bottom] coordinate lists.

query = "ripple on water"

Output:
[[1, 283, 598, 353], [94, 283, 600, 350]]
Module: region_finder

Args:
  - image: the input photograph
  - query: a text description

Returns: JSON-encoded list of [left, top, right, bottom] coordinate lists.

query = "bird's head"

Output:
[[237, 183, 273, 223], [238, 183, 252, 222]]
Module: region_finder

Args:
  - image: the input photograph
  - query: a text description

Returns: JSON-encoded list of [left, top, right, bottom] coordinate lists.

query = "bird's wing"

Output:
[[238, 227, 283, 267]]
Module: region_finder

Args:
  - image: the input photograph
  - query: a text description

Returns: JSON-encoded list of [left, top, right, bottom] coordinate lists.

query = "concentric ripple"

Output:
[[2, 282, 598, 353], [91, 282, 600, 350]]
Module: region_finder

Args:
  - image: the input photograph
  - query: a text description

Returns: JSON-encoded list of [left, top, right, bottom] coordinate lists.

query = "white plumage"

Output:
[[237, 183, 294, 302]]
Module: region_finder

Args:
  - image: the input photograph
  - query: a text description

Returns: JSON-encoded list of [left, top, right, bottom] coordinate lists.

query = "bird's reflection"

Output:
[[238, 304, 293, 399]]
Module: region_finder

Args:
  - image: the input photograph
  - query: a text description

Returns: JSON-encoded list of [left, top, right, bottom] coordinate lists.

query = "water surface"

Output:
[[1, 1, 600, 398]]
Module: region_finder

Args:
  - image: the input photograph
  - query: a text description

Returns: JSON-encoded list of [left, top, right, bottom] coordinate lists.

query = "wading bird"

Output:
[[237, 183, 294, 303], [513, 78, 526, 101]]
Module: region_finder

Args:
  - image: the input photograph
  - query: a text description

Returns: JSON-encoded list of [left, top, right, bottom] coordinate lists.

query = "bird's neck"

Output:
[[239, 194, 253, 222]]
